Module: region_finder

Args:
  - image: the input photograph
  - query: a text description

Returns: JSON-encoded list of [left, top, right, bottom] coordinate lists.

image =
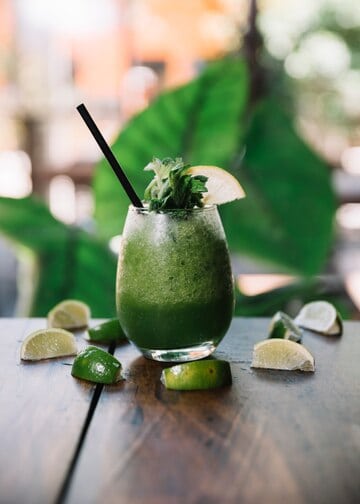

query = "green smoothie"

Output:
[[116, 205, 234, 361]]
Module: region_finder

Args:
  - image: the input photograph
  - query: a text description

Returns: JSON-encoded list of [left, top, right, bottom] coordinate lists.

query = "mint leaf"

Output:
[[143, 158, 208, 210]]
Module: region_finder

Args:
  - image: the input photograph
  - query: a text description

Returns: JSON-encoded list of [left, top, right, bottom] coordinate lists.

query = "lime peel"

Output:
[[268, 311, 302, 342], [20, 328, 77, 361], [71, 346, 122, 384], [86, 318, 127, 344], [161, 359, 232, 390]]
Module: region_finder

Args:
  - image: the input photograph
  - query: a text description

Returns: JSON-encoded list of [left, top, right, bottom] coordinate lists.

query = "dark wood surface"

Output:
[[0, 318, 94, 504], [0, 318, 359, 504]]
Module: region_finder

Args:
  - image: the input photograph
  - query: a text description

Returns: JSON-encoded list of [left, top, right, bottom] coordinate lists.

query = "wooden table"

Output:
[[0, 317, 359, 504]]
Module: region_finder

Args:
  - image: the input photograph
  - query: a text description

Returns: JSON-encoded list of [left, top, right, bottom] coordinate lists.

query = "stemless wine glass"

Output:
[[116, 205, 234, 362]]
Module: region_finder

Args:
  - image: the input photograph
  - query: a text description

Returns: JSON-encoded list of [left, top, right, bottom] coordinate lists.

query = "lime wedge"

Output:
[[187, 165, 245, 205], [20, 328, 77, 361], [161, 359, 232, 390], [47, 299, 90, 330], [294, 301, 342, 335], [71, 346, 122, 384], [86, 318, 127, 344], [251, 339, 315, 372], [268, 311, 302, 342]]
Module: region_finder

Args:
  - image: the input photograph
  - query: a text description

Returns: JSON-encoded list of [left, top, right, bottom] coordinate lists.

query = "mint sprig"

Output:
[[144, 158, 208, 211]]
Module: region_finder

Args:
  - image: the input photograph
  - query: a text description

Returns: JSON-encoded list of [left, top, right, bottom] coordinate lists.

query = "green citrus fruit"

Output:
[[86, 318, 127, 344], [251, 339, 315, 372], [20, 328, 77, 361], [294, 301, 342, 335], [161, 359, 232, 390], [268, 311, 302, 342], [71, 346, 122, 384], [47, 299, 90, 330]]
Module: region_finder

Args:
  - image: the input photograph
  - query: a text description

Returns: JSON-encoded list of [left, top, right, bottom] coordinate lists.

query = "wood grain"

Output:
[[65, 318, 360, 504], [0, 318, 96, 504]]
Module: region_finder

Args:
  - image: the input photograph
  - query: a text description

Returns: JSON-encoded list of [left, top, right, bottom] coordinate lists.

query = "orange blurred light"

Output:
[[237, 274, 296, 296], [345, 273, 360, 312]]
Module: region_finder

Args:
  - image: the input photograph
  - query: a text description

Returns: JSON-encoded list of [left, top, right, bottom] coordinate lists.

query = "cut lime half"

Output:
[[71, 346, 122, 384], [47, 299, 90, 330], [20, 328, 77, 361], [86, 318, 127, 344], [294, 301, 342, 335], [161, 359, 232, 390], [268, 311, 302, 342], [251, 339, 315, 372]]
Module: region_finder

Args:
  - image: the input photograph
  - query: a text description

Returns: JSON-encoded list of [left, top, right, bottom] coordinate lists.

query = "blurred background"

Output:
[[0, 0, 360, 319]]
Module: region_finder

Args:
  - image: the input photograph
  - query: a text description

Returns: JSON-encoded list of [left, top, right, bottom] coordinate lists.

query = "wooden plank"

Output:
[[0, 318, 97, 504], [66, 318, 360, 504]]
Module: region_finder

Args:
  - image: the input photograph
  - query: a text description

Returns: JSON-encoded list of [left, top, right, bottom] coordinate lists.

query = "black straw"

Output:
[[76, 103, 143, 208]]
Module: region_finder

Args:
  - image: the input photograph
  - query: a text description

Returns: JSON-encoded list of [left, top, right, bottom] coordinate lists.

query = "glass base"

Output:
[[138, 341, 217, 363]]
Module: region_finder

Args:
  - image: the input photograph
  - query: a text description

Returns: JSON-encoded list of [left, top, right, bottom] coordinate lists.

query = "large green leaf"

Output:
[[220, 99, 336, 274], [93, 58, 249, 239], [94, 57, 336, 274], [0, 197, 117, 317]]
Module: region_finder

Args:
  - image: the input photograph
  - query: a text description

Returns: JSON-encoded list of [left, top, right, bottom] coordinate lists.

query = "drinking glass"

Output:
[[116, 205, 234, 362]]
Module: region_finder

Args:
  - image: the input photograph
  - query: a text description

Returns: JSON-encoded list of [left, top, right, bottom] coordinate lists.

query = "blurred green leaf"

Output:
[[93, 57, 249, 240], [235, 278, 352, 319], [93, 57, 336, 275], [221, 98, 337, 274], [0, 197, 117, 317]]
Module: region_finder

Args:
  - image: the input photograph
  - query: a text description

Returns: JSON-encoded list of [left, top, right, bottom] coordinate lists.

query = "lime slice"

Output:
[[161, 359, 232, 390], [187, 165, 245, 205], [20, 328, 77, 361], [86, 318, 127, 344], [268, 311, 302, 342], [47, 300, 91, 330], [71, 346, 122, 384], [251, 339, 315, 372], [294, 301, 342, 335]]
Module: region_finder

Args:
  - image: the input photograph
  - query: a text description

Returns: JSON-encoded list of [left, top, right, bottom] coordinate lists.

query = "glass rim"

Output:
[[129, 204, 217, 214]]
